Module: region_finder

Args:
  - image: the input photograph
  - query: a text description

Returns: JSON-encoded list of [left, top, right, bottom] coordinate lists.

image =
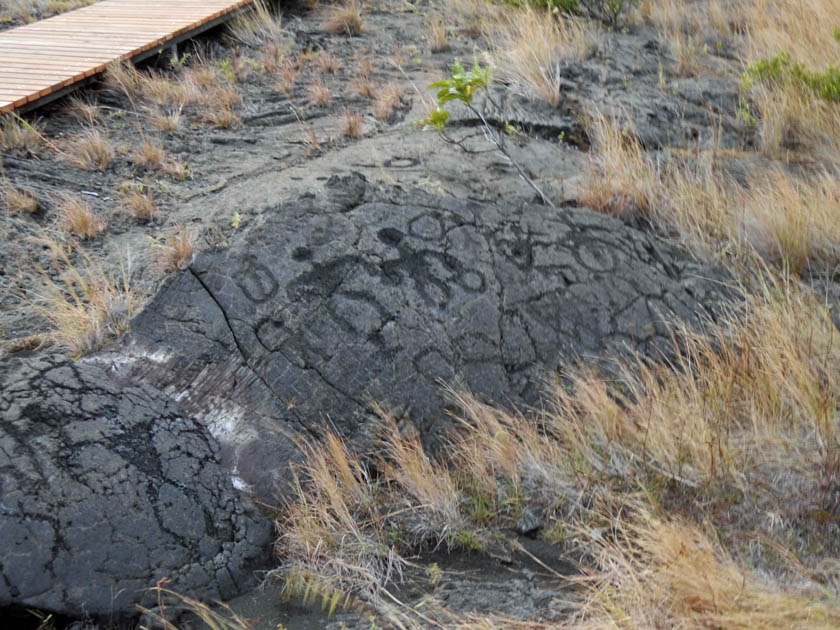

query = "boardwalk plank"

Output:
[[0, 0, 253, 113]]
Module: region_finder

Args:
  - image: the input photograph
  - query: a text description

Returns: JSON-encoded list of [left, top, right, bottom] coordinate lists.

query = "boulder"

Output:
[[91, 175, 732, 503], [0, 353, 272, 620]]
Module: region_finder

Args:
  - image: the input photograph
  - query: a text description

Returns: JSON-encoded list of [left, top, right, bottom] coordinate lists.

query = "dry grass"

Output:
[[306, 78, 332, 107], [641, 0, 840, 160], [579, 114, 655, 218], [349, 76, 376, 99], [202, 107, 241, 129], [1, 182, 39, 215], [450, 0, 501, 39], [67, 95, 102, 126], [105, 61, 142, 96], [575, 516, 840, 630], [55, 192, 106, 239], [278, 432, 407, 601], [161, 157, 191, 181], [227, 0, 285, 47], [341, 109, 364, 138], [65, 129, 114, 171], [31, 241, 138, 357], [157, 224, 196, 272], [130, 139, 166, 171], [581, 114, 840, 272], [120, 186, 158, 222], [146, 106, 182, 132], [749, 80, 840, 162], [0, 115, 44, 155], [427, 18, 450, 53], [312, 50, 341, 74], [489, 7, 592, 107], [324, 0, 363, 36], [259, 40, 287, 74], [373, 83, 404, 122], [278, 266, 840, 626]]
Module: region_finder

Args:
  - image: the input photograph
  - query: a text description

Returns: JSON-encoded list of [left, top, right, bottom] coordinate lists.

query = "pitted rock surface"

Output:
[[93, 176, 732, 503], [0, 353, 272, 620]]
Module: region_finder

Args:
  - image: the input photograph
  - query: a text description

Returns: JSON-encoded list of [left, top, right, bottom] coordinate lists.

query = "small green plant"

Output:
[[422, 59, 554, 206], [219, 59, 236, 83], [743, 32, 840, 103]]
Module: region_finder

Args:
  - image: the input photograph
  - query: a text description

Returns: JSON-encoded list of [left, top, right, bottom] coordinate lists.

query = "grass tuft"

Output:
[[490, 7, 592, 107], [227, 0, 285, 47], [325, 0, 364, 36], [65, 129, 114, 171], [55, 192, 106, 239], [120, 185, 158, 222], [31, 241, 138, 357], [306, 78, 332, 107], [341, 109, 364, 138], [2, 182, 39, 215], [0, 115, 44, 155], [157, 224, 196, 272]]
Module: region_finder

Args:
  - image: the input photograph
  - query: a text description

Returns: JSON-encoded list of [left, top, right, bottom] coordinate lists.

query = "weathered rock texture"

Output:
[[93, 175, 732, 503], [0, 354, 272, 620]]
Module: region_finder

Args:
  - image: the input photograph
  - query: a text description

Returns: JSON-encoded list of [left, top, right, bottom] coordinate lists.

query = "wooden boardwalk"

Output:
[[0, 0, 254, 113]]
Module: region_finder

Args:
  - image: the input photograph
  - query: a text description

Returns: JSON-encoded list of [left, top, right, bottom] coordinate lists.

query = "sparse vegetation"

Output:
[[65, 129, 114, 171], [341, 109, 364, 138], [489, 7, 592, 106], [227, 0, 285, 47], [6, 3, 840, 629], [55, 192, 106, 239], [0, 115, 44, 155], [1, 182, 39, 215], [31, 241, 138, 357], [581, 114, 840, 272], [120, 185, 158, 222], [306, 78, 333, 107], [325, 0, 364, 36], [157, 224, 196, 272], [427, 17, 451, 53]]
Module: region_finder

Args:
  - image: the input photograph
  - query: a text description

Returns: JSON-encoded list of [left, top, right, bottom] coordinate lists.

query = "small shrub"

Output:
[[743, 50, 840, 103]]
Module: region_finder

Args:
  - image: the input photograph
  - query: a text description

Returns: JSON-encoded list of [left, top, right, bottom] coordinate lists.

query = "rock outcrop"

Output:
[[0, 354, 272, 620], [92, 175, 732, 503]]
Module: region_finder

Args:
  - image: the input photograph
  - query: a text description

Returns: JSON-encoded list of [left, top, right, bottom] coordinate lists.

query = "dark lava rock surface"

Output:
[[0, 353, 272, 620], [91, 175, 732, 503]]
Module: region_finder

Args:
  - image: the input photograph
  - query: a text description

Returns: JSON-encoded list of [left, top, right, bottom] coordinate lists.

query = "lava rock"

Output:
[[0, 354, 272, 621], [93, 175, 732, 503]]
